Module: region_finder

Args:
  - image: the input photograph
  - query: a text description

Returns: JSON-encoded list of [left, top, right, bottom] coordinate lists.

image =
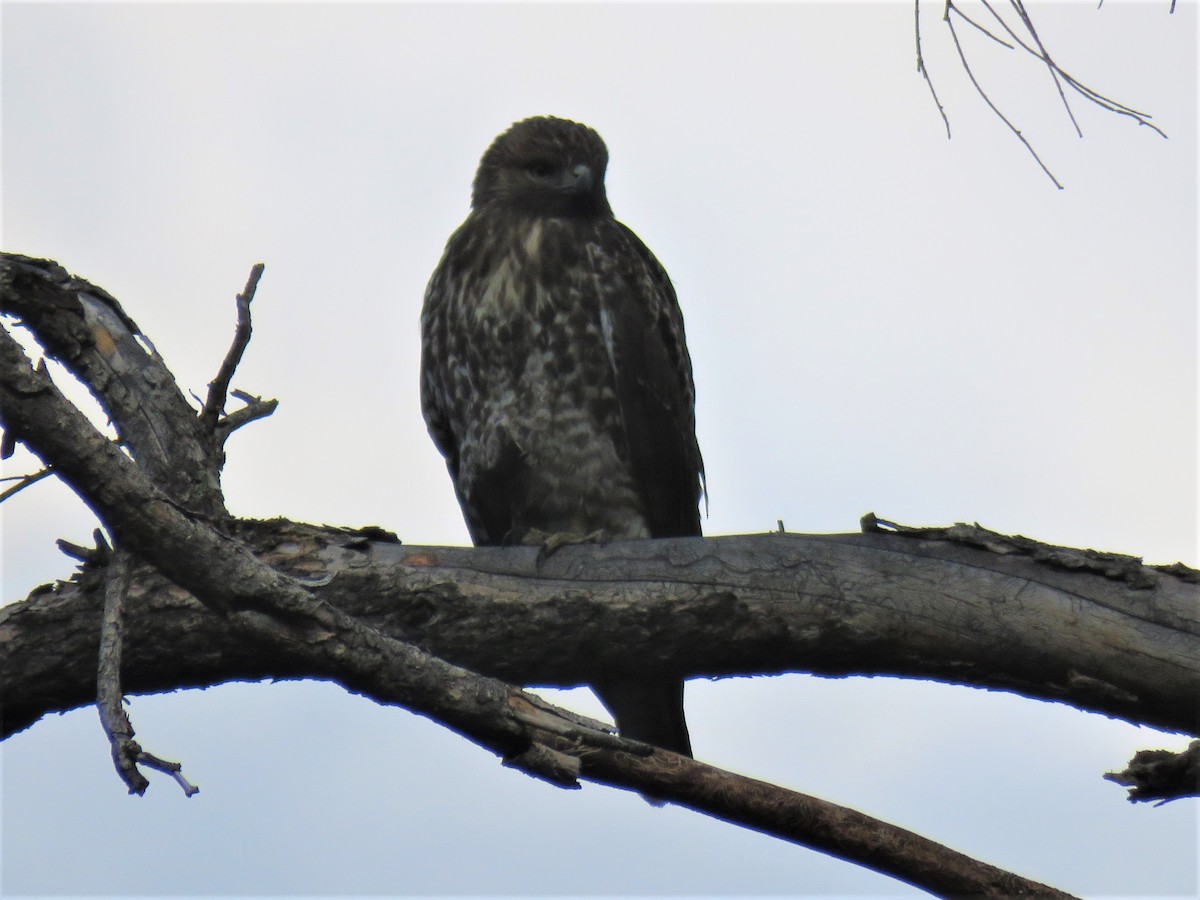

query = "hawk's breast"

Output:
[[422, 214, 650, 544]]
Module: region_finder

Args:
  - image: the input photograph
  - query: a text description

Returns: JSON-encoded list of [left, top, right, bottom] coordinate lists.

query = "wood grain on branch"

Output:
[[4, 522, 1196, 739]]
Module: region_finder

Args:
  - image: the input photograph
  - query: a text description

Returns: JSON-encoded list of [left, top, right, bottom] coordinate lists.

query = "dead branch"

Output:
[[0, 465, 53, 503], [0, 254, 227, 516], [200, 263, 265, 433], [1105, 741, 1200, 804], [0, 324, 1088, 896], [917, 0, 1170, 187], [96, 547, 149, 794], [945, 2, 1065, 188], [4, 523, 1195, 743], [1, 254, 1192, 896], [915, 0, 952, 137], [215, 389, 279, 440]]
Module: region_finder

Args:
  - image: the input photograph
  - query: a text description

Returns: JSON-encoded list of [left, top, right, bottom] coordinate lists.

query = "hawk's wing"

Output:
[[596, 220, 705, 539]]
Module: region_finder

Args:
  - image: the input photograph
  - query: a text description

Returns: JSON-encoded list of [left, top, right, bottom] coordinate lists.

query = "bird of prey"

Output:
[[420, 116, 704, 758]]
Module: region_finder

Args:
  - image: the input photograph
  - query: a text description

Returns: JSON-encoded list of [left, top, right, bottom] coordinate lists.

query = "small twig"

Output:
[[1105, 740, 1199, 804], [978, 0, 1166, 137], [137, 751, 200, 797], [96, 548, 150, 795], [935, 0, 1169, 187], [916, 0, 952, 138], [57, 528, 112, 566], [953, 2, 1016, 49], [96, 547, 198, 797], [0, 466, 53, 503], [215, 391, 279, 442], [201, 263, 265, 431], [1010, 0, 1082, 136], [1057, 70, 1167, 137], [945, 6, 1064, 189], [977, 0, 1043, 56]]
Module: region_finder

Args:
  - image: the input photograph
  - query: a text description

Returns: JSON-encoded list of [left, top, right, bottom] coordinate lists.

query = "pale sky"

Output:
[[1, 2, 1196, 897]]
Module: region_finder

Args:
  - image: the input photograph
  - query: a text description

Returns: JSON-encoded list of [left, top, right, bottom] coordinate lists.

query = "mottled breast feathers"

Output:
[[420, 116, 704, 547]]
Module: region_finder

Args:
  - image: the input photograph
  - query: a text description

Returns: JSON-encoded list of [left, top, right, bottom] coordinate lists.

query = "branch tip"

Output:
[[201, 263, 266, 432], [0, 466, 54, 503]]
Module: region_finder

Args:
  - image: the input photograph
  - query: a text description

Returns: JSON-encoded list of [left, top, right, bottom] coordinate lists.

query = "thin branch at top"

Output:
[[953, 1, 1016, 49], [945, 5, 1064, 188], [0, 466, 54, 504], [916, 0, 952, 138], [976, 0, 1166, 136], [201, 263, 265, 432], [923, 0, 1170, 187]]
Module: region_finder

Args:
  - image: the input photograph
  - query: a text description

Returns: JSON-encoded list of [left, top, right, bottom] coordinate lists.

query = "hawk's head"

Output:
[[472, 116, 613, 219]]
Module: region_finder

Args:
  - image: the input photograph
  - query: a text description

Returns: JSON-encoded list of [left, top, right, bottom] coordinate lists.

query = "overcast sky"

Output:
[[1, 2, 1196, 898]]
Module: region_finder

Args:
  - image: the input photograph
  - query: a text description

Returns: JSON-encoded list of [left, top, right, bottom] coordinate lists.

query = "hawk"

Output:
[[420, 116, 704, 758]]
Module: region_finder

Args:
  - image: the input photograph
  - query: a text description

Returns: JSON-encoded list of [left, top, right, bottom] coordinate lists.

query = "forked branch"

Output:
[[916, 0, 1170, 187], [200, 262, 265, 433]]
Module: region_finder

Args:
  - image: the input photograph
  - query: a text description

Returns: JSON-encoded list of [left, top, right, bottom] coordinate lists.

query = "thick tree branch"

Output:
[[0, 324, 557, 771], [0, 275, 1093, 898], [4, 522, 1195, 743], [0, 254, 226, 515], [1, 256, 1190, 895]]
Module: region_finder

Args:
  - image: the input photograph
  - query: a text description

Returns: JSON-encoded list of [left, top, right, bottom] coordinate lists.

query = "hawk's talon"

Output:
[[527, 528, 610, 563]]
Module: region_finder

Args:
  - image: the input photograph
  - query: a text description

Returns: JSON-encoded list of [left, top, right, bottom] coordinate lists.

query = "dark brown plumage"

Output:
[[420, 116, 704, 758]]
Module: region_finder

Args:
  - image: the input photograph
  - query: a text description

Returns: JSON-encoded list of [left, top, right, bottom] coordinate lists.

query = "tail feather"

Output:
[[593, 677, 691, 758]]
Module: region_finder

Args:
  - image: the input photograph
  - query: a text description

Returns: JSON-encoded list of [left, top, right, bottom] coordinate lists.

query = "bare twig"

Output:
[[916, 0, 952, 138], [0, 466, 53, 503], [200, 263, 265, 432], [96, 548, 150, 794], [216, 390, 278, 441], [1010, 0, 1082, 136], [1105, 740, 1200, 804], [57, 528, 112, 567], [925, 0, 1170, 187], [953, 2, 1016, 49], [945, 5, 1064, 189], [137, 751, 199, 797], [976, 0, 1166, 136], [97, 547, 199, 797]]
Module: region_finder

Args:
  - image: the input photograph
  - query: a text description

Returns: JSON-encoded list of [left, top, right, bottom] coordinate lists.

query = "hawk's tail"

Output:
[[593, 676, 692, 759]]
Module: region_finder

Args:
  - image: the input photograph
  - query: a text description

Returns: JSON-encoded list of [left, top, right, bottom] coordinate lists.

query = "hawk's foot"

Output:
[[523, 528, 610, 563]]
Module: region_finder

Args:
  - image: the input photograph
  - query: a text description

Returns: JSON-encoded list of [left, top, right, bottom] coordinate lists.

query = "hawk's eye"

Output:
[[524, 161, 556, 179]]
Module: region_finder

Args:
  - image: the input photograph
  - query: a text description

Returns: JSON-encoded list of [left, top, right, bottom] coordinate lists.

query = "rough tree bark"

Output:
[[1, 255, 1196, 898]]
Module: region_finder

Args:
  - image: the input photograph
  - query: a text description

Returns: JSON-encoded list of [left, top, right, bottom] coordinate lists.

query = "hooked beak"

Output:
[[558, 163, 595, 194]]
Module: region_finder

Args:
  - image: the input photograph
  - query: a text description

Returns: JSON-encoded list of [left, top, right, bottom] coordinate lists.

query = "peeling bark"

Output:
[[3, 523, 1196, 741]]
